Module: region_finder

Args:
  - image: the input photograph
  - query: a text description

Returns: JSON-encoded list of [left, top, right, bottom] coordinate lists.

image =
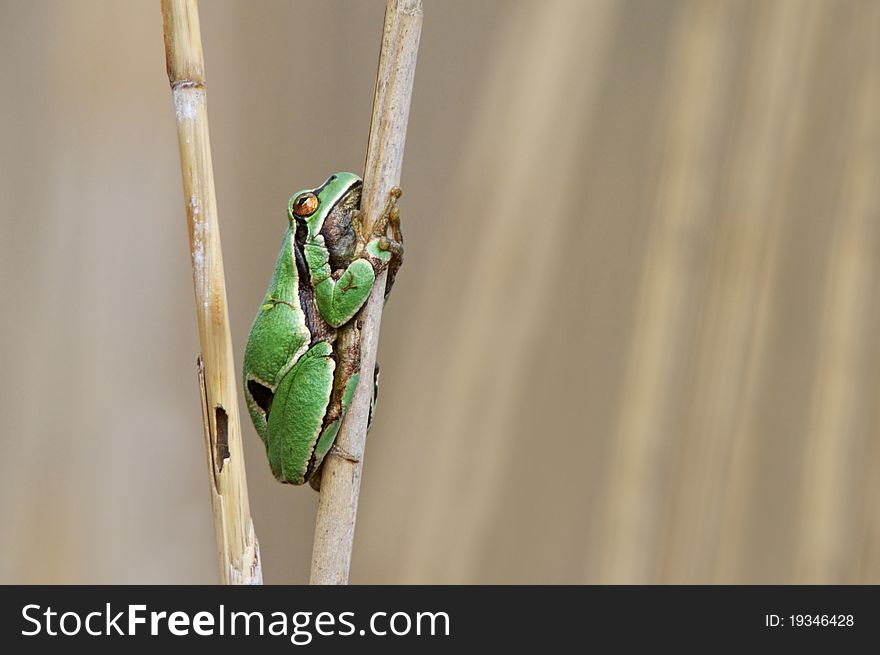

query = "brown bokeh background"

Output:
[[1, 0, 878, 583]]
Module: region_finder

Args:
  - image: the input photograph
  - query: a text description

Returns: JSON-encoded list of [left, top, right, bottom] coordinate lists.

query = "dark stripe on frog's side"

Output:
[[292, 229, 335, 346]]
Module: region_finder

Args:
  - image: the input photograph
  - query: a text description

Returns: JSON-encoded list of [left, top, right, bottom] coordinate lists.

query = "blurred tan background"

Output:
[[1, 0, 878, 583]]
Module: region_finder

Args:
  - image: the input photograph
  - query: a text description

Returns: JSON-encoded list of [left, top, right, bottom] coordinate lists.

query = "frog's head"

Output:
[[288, 172, 362, 239], [288, 172, 362, 268]]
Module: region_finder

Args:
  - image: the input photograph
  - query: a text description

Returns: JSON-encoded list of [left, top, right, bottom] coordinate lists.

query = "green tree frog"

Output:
[[242, 172, 403, 487]]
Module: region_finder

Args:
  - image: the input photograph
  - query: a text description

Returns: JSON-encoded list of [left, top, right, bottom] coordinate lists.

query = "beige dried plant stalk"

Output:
[[310, 0, 423, 585], [161, 0, 262, 585]]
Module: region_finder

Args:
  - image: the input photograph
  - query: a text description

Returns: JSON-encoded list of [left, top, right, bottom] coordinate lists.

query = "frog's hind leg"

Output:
[[267, 341, 335, 485], [308, 324, 361, 491], [308, 360, 381, 492]]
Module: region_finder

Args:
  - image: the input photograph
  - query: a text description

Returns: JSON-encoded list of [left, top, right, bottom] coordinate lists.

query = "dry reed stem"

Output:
[[161, 0, 262, 585], [310, 0, 422, 585]]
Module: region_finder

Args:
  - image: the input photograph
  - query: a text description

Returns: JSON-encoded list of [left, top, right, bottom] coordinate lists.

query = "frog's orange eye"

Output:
[[291, 192, 319, 217]]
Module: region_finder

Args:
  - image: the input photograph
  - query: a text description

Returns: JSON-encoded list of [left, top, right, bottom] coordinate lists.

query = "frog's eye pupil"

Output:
[[292, 192, 319, 217]]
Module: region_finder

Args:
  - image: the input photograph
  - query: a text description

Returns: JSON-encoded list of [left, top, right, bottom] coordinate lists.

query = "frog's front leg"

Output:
[[381, 201, 404, 295], [303, 239, 376, 328], [266, 341, 335, 484]]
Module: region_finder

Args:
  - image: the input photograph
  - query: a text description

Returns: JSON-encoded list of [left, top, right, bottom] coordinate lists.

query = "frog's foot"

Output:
[[388, 200, 403, 244], [369, 186, 402, 240], [375, 233, 403, 257], [308, 438, 364, 492], [328, 443, 360, 463], [376, 202, 404, 251], [369, 195, 404, 269], [354, 186, 404, 256]]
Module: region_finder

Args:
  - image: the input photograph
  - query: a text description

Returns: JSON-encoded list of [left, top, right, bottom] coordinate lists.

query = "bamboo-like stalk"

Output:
[[161, 0, 262, 585], [310, 0, 423, 585]]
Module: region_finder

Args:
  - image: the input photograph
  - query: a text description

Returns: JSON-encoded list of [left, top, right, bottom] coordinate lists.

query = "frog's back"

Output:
[[243, 228, 312, 390]]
